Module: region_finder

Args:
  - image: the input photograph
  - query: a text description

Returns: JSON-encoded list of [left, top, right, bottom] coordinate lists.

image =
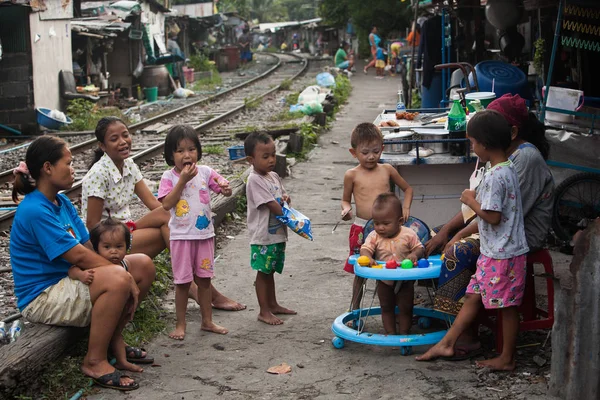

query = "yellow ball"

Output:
[[357, 256, 371, 266], [372, 264, 383, 269]]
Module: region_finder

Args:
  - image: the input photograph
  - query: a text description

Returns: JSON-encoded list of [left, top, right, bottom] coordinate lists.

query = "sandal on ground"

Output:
[[125, 346, 154, 364], [442, 344, 484, 361], [87, 370, 139, 391]]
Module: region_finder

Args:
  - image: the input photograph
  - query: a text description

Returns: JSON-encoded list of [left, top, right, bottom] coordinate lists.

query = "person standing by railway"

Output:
[[81, 118, 246, 317], [10, 136, 154, 391]]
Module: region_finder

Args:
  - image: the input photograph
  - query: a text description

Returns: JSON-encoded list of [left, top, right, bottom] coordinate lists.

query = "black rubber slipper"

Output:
[[87, 370, 139, 391]]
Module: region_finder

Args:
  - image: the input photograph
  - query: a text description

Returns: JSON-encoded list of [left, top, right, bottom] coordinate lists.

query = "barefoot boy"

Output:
[[341, 123, 413, 311], [245, 132, 296, 325], [360, 193, 424, 335]]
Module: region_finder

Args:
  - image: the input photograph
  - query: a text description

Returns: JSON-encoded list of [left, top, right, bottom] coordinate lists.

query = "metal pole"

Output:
[[441, 9, 446, 108], [540, 0, 564, 122], [408, 0, 419, 107]]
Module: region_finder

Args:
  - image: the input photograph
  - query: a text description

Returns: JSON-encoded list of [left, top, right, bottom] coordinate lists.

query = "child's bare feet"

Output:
[[169, 324, 186, 340], [114, 359, 144, 373], [415, 341, 455, 361], [258, 311, 283, 325], [271, 305, 296, 315], [476, 356, 516, 371], [201, 322, 229, 334]]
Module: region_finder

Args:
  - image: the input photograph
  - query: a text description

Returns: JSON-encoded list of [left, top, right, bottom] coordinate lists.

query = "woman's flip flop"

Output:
[[125, 345, 154, 364]]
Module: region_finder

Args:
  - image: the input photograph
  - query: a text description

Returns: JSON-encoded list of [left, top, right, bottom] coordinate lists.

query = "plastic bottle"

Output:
[[9, 320, 23, 343], [446, 97, 467, 156], [396, 89, 406, 113]]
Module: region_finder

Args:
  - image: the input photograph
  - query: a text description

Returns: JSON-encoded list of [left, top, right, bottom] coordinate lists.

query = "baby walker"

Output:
[[331, 217, 454, 355]]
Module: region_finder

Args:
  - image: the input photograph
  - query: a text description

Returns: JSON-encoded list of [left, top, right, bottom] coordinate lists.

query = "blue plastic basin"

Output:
[[36, 107, 73, 130]]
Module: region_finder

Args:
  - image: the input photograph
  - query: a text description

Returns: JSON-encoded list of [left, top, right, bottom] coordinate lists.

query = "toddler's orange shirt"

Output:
[[361, 226, 423, 261]]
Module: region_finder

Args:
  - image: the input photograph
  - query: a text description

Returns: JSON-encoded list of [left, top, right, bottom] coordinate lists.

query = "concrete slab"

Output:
[[88, 64, 558, 400]]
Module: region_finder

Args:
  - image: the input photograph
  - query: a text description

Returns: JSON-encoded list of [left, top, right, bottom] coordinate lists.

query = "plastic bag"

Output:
[[276, 202, 313, 241], [173, 88, 195, 98], [316, 72, 335, 88], [289, 104, 302, 112], [461, 160, 485, 223], [301, 102, 323, 116], [133, 55, 144, 78], [49, 109, 67, 122], [298, 85, 327, 105]]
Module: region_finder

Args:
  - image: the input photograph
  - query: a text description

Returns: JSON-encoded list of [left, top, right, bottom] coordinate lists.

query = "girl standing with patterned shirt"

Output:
[[417, 110, 528, 371], [158, 125, 232, 339]]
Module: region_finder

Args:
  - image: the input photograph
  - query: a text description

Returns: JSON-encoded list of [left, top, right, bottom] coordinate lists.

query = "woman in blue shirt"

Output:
[[10, 136, 155, 391], [364, 25, 381, 75]]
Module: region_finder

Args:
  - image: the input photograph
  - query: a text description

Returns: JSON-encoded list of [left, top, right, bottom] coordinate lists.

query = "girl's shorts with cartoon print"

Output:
[[250, 243, 286, 274], [466, 254, 526, 309]]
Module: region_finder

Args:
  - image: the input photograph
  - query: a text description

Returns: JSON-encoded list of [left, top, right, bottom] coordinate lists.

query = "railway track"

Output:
[[0, 52, 308, 231]]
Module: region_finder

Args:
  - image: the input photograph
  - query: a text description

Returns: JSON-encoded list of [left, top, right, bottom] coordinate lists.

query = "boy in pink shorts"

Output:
[[158, 125, 232, 340], [341, 123, 413, 311]]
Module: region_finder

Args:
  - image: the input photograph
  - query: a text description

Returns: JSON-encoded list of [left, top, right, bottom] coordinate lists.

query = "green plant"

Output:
[[270, 110, 304, 121], [244, 97, 261, 110], [534, 38, 545, 76], [191, 72, 223, 92], [332, 74, 352, 113], [285, 91, 299, 105], [64, 99, 130, 131], [188, 51, 216, 72], [204, 145, 225, 155], [279, 78, 292, 90], [410, 88, 421, 109]]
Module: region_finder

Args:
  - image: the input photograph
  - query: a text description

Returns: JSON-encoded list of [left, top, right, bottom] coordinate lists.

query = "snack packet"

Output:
[[276, 202, 313, 241], [462, 159, 485, 223]]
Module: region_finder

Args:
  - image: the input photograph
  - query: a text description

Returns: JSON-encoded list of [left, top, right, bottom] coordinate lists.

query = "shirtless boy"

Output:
[[341, 123, 413, 310]]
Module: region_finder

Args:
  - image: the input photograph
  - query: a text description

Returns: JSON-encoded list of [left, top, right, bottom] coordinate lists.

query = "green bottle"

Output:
[[447, 99, 466, 132], [446, 98, 467, 156]]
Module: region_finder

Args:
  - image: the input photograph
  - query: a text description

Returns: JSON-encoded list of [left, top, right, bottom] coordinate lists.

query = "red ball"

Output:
[[385, 259, 398, 269]]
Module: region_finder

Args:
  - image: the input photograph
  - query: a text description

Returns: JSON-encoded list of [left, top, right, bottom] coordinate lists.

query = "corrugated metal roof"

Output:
[[71, 18, 131, 37]]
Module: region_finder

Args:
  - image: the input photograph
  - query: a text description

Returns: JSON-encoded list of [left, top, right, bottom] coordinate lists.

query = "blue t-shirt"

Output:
[[376, 47, 386, 61], [10, 190, 89, 311]]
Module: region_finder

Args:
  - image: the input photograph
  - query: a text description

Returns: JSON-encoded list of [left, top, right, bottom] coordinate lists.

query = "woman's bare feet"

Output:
[[415, 341, 455, 361], [476, 356, 516, 371], [201, 321, 229, 334], [271, 305, 296, 315], [114, 359, 143, 373], [258, 311, 283, 325], [169, 323, 186, 340]]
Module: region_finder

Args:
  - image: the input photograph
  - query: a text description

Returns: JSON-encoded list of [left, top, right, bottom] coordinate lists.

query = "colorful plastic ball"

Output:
[[400, 259, 414, 269], [372, 264, 383, 269], [332, 336, 345, 349], [417, 258, 429, 269], [385, 259, 398, 269], [357, 256, 371, 267]]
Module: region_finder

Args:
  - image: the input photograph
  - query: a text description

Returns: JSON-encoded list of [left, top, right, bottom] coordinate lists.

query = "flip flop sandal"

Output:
[[125, 346, 155, 364], [88, 370, 139, 391]]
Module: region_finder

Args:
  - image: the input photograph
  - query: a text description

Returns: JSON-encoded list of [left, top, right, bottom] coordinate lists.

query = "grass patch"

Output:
[[287, 122, 320, 161], [279, 78, 292, 90], [332, 74, 352, 114], [63, 99, 130, 131], [270, 110, 304, 122], [244, 97, 261, 110], [191, 71, 223, 92], [203, 145, 225, 155], [285, 92, 299, 105]]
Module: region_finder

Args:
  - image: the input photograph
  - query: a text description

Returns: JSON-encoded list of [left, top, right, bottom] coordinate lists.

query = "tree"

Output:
[[319, 0, 413, 53]]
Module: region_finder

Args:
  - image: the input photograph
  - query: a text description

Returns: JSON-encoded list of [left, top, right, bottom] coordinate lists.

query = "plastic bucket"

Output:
[[466, 92, 496, 112], [143, 87, 158, 102], [544, 86, 584, 123]]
